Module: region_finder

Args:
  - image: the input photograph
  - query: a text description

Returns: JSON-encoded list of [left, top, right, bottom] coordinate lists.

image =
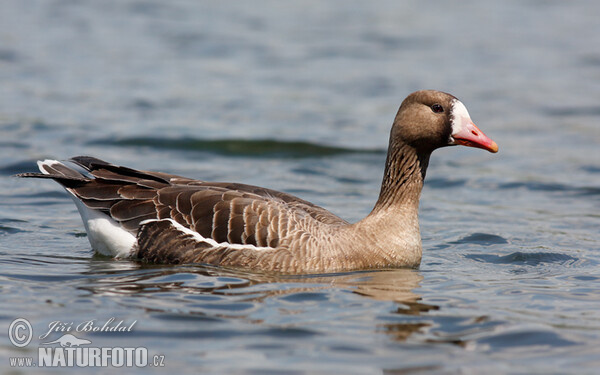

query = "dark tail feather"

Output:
[[69, 156, 112, 171], [15, 160, 89, 188], [42, 160, 86, 179], [70, 156, 170, 184], [16, 172, 87, 187], [16, 156, 170, 188]]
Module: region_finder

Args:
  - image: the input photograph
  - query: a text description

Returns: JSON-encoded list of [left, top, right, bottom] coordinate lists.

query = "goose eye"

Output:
[[431, 104, 444, 113]]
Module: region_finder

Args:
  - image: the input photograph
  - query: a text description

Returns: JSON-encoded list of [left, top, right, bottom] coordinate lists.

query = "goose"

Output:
[[18, 90, 498, 274]]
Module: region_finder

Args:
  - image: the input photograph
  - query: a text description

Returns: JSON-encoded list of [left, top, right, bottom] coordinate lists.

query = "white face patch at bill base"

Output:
[[449, 99, 473, 141]]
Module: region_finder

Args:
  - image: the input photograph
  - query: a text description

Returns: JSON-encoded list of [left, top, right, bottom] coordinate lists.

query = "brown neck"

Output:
[[344, 140, 428, 268], [370, 141, 429, 215]]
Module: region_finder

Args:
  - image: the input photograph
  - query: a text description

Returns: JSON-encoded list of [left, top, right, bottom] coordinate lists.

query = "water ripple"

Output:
[[0, 48, 19, 62], [0, 219, 27, 235], [582, 165, 600, 174], [0, 160, 39, 175], [477, 328, 577, 349], [452, 233, 508, 246], [465, 251, 578, 266], [426, 177, 468, 189], [88, 137, 385, 158], [544, 106, 600, 117], [498, 180, 600, 197]]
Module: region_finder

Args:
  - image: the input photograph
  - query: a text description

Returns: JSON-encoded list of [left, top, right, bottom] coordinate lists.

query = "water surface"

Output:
[[1, 1, 599, 373]]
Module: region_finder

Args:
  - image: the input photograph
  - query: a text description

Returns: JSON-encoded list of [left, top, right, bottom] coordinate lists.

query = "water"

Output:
[[1, 0, 599, 373]]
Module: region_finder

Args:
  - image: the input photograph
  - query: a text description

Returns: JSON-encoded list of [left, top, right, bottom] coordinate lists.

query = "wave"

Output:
[[465, 251, 579, 266], [88, 137, 385, 158], [498, 181, 600, 197]]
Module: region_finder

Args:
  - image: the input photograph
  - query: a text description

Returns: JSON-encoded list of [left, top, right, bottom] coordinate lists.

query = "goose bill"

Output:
[[452, 120, 498, 153], [450, 99, 498, 153]]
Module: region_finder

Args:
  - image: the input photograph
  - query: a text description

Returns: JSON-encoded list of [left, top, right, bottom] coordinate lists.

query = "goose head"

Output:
[[391, 90, 498, 155]]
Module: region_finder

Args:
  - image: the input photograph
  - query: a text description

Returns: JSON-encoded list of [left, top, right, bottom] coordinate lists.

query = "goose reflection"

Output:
[[81, 262, 424, 303], [79, 261, 438, 342]]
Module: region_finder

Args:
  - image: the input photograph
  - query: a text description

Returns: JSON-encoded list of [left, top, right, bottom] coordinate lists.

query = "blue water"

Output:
[[1, 1, 599, 373]]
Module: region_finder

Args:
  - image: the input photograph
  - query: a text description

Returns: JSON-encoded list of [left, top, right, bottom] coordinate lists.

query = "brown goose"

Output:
[[18, 90, 497, 274]]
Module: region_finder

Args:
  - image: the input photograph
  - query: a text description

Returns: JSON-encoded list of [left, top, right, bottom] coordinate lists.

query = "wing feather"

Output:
[[72, 183, 124, 200], [31, 156, 347, 257], [211, 200, 231, 243], [118, 185, 156, 200]]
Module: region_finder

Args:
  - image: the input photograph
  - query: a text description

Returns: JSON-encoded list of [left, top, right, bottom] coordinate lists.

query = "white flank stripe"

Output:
[[141, 219, 274, 252]]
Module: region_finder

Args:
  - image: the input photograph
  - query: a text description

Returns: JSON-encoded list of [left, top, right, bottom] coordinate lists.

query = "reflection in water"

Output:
[[77, 261, 438, 342], [382, 322, 430, 342], [81, 262, 426, 304], [381, 299, 441, 343], [3, 254, 441, 345]]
